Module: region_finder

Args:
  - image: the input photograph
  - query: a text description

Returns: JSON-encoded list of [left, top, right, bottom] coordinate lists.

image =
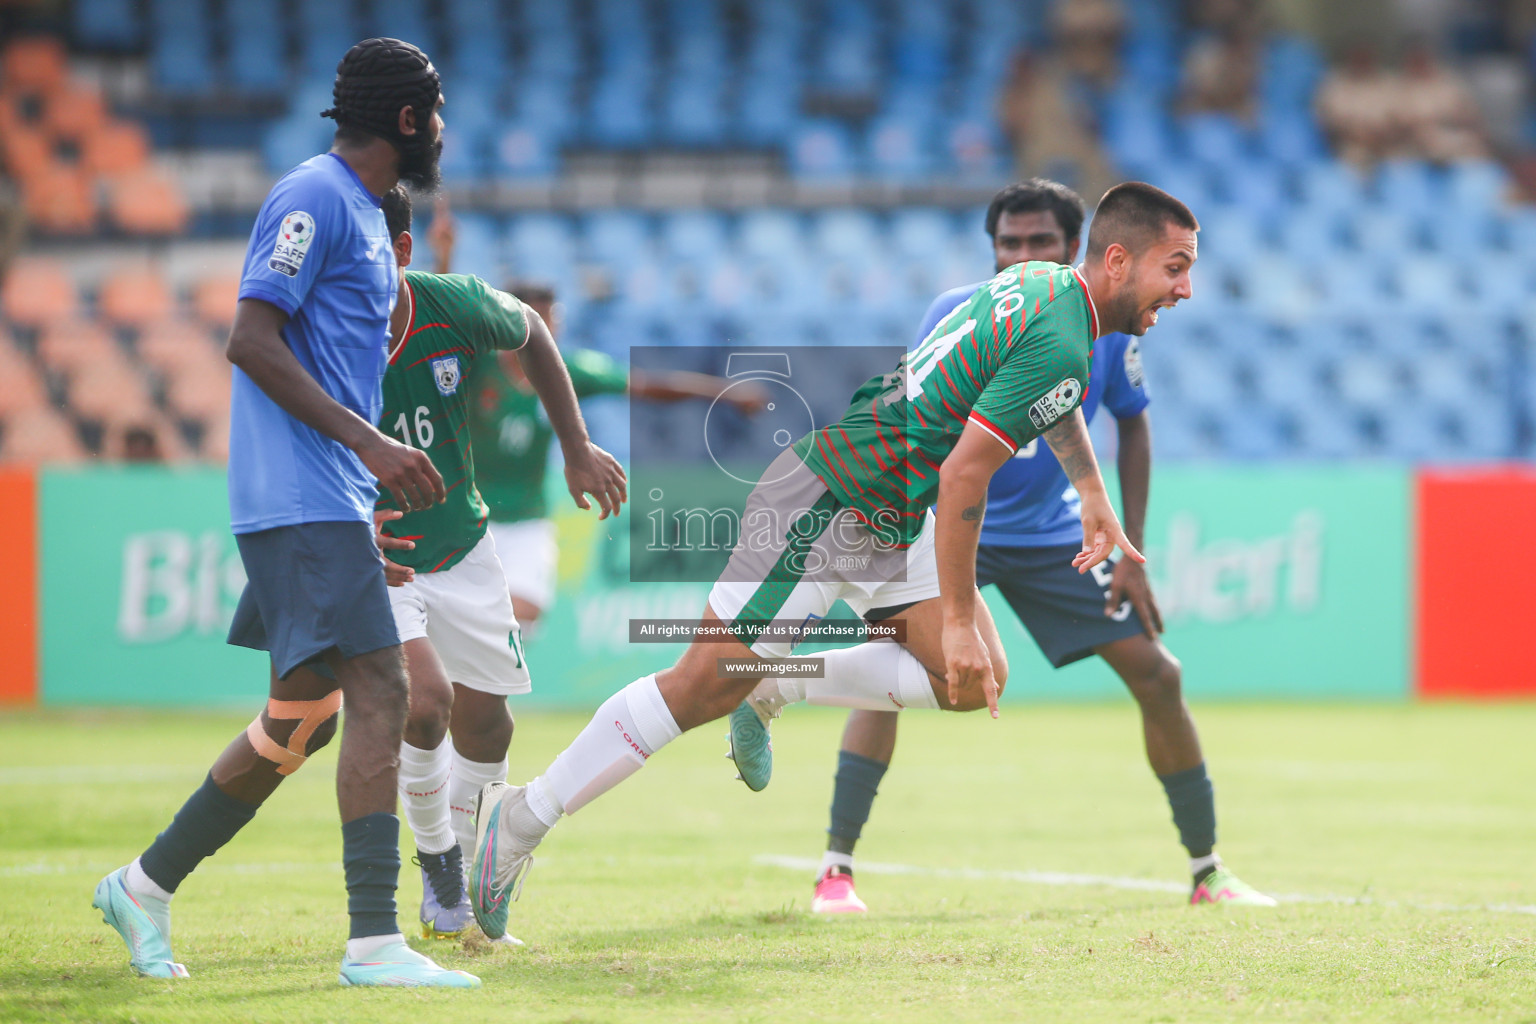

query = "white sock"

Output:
[[345, 931, 405, 960], [539, 674, 681, 816], [1190, 852, 1221, 876], [126, 857, 173, 903], [397, 740, 455, 856], [448, 749, 507, 864], [765, 643, 940, 712], [819, 850, 855, 877]]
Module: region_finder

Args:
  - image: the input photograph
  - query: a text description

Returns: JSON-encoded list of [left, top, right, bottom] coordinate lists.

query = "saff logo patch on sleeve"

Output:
[[1124, 338, 1145, 388], [268, 211, 316, 277], [432, 356, 462, 396], [1027, 377, 1082, 430]]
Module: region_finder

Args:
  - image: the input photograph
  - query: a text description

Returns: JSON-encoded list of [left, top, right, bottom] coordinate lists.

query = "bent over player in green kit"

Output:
[[467, 182, 1200, 941]]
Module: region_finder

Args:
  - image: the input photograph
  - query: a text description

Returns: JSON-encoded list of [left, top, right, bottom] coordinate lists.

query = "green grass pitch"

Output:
[[3, 702, 1535, 1023]]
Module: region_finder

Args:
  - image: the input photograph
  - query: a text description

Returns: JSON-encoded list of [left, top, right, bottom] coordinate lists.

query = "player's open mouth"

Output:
[[1146, 301, 1176, 326]]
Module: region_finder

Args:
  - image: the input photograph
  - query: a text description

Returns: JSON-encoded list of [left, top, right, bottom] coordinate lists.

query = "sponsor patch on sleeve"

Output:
[[267, 211, 316, 277], [1027, 377, 1082, 430], [1124, 338, 1145, 388]]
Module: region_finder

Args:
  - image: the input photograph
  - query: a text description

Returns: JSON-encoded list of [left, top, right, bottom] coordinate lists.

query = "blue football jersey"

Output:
[[915, 280, 1150, 547], [229, 153, 397, 534]]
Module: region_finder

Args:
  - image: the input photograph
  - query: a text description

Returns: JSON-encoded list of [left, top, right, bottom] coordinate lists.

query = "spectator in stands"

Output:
[[1180, 13, 1265, 122], [122, 425, 163, 462], [998, 0, 1123, 205], [1395, 38, 1490, 164], [1316, 42, 1403, 168]]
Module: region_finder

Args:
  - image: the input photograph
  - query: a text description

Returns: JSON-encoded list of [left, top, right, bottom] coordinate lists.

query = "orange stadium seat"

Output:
[[1, 38, 68, 94], [80, 120, 148, 177], [35, 319, 117, 376], [103, 415, 189, 462], [68, 357, 157, 426], [163, 361, 232, 424], [191, 273, 240, 331], [98, 265, 174, 328], [0, 338, 48, 415], [0, 406, 85, 464], [135, 318, 223, 375], [22, 165, 97, 234], [1, 123, 52, 179], [106, 171, 188, 235], [43, 83, 106, 139], [199, 415, 229, 461], [1, 258, 78, 326]]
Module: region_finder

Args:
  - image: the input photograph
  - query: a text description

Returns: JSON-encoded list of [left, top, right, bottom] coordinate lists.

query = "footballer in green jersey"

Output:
[[371, 187, 626, 942], [468, 183, 1199, 933]]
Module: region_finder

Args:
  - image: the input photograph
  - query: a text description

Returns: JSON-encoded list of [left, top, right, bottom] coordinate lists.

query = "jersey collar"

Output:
[[1070, 265, 1101, 339], [387, 278, 415, 364]]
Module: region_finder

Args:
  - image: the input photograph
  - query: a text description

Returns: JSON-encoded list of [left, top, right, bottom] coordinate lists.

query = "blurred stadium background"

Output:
[[0, 0, 1532, 708]]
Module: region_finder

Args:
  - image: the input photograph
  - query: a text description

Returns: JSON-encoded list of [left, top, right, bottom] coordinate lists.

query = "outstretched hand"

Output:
[[564, 441, 628, 520], [1073, 491, 1144, 573]]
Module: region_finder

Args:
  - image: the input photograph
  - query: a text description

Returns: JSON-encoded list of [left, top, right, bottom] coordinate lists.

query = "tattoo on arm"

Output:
[[1043, 417, 1096, 483], [961, 496, 986, 523]]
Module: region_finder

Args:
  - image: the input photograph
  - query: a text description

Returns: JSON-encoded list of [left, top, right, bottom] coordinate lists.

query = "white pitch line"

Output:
[[752, 854, 1536, 917], [0, 766, 196, 785]]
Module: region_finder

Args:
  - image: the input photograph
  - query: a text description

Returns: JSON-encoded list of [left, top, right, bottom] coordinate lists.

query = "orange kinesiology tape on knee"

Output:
[[245, 690, 343, 775]]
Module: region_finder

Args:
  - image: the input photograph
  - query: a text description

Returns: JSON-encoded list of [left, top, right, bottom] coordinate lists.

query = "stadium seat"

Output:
[[1, 37, 68, 93], [736, 209, 804, 262], [659, 211, 729, 264], [163, 360, 232, 424], [191, 274, 240, 331], [789, 121, 859, 180], [225, 0, 288, 92], [813, 209, 883, 261], [0, 338, 48, 415], [1, 258, 79, 327], [660, 80, 726, 146], [81, 120, 149, 177], [98, 266, 175, 328], [1333, 350, 1406, 414], [22, 166, 97, 235], [494, 124, 558, 180], [0, 123, 52, 181], [136, 319, 224, 377], [43, 83, 107, 138], [106, 172, 189, 235], [73, 0, 143, 49], [35, 320, 119, 376], [0, 406, 85, 464], [67, 356, 158, 427]]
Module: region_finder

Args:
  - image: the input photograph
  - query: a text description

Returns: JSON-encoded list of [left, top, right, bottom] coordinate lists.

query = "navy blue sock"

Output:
[[1158, 762, 1216, 860], [827, 751, 889, 856], [342, 813, 401, 940], [138, 773, 258, 894]]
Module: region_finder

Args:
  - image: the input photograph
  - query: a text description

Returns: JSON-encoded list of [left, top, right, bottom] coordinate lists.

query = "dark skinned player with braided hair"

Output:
[[91, 39, 480, 988]]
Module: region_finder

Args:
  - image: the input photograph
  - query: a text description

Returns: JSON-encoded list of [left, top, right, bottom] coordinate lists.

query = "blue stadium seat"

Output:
[[439, 213, 502, 278], [494, 124, 557, 179], [369, 0, 439, 59], [737, 210, 805, 262], [865, 117, 935, 182], [1181, 114, 1253, 168], [587, 75, 655, 148], [1446, 160, 1510, 211], [813, 209, 884, 261], [1245, 348, 1326, 417], [1348, 210, 1419, 253], [889, 209, 958, 263], [507, 214, 576, 272], [661, 211, 731, 263], [296, 4, 360, 77], [583, 211, 655, 269], [263, 115, 334, 175], [74, 0, 142, 49], [225, 0, 287, 92], [1333, 350, 1407, 414], [1296, 160, 1368, 217], [1420, 212, 1497, 262], [1273, 210, 1342, 257], [1256, 108, 1326, 166], [789, 121, 859, 180], [661, 79, 726, 146], [1215, 161, 1291, 221], [1374, 160, 1441, 211], [735, 76, 800, 144]]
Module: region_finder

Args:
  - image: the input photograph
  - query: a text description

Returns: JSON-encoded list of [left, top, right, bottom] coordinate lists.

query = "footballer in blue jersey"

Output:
[[94, 39, 483, 989], [800, 181, 1274, 914]]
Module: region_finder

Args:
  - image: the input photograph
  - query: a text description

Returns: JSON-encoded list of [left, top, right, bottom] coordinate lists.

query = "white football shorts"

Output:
[[486, 518, 558, 612], [387, 531, 531, 695]]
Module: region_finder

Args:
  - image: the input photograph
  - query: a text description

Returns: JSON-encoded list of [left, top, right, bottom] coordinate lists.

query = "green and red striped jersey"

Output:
[[796, 261, 1099, 546], [376, 270, 530, 572]]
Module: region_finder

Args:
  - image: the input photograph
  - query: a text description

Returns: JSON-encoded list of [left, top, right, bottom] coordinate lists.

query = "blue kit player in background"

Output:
[[797, 180, 1275, 914], [92, 39, 480, 988]]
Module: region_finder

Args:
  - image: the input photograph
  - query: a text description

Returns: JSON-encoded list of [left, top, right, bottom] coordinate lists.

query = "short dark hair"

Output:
[[382, 185, 411, 241], [984, 179, 1086, 245], [1085, 182, 1199, 258], [505, 279, 556, 305]]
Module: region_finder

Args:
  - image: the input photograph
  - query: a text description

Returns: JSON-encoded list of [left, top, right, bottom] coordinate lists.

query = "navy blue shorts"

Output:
[[975, 542, 1146, 668], [227, 520, 399, 679]]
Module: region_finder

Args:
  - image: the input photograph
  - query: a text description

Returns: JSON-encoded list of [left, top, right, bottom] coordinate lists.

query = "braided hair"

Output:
[[321, 37, 440, 157]]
